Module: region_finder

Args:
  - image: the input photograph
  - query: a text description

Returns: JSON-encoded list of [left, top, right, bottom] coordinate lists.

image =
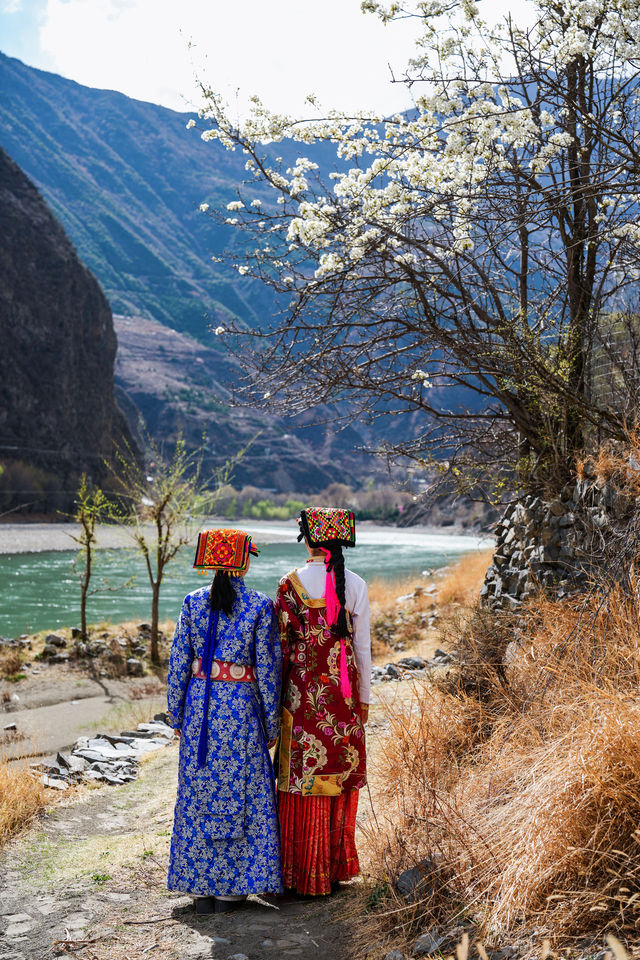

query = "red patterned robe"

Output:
[[275, 570, 367, 895]]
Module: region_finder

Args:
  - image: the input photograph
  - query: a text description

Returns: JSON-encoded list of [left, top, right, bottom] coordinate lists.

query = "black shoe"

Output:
[[194, 897, 216, 915], [214, 898, 241, 913]]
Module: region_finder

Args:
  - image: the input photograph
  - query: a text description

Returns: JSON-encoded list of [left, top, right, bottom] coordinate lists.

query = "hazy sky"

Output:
[[1, 0, 531, 117]]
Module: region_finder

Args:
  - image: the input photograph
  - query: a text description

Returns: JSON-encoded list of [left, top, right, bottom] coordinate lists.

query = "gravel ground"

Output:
[[0, 742, 360, 960]]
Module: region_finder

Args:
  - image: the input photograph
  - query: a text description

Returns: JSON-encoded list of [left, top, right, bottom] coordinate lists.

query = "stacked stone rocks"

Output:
[[482, 461, 638, 609]]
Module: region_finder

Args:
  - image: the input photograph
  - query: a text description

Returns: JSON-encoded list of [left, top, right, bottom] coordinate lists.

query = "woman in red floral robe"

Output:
[[275, 508, 371, 895]]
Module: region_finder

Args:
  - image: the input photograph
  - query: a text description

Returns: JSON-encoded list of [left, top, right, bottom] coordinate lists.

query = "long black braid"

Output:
[[326, 543, 349, 639], [210, 570, 235, 616]]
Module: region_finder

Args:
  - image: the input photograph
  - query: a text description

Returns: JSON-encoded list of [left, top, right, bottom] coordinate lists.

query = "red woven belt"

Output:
[[191, 657, 256, 682]]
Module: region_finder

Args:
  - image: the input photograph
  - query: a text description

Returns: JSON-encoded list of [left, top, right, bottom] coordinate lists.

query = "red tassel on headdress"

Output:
[[322, 548, 351, 699]]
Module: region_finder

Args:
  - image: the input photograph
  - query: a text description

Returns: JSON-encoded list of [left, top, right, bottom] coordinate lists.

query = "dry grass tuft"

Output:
[[0, 647, 24, 678], [361, 576, 640, 956], [436, 548, 493, 608], [0, 759, 46, 846]]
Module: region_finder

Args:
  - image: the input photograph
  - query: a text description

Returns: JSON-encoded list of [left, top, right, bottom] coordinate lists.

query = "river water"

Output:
[[0, 525, 489, 637]]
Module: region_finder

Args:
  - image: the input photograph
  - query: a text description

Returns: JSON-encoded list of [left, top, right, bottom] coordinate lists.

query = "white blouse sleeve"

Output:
[[346, 571, 371, 704]]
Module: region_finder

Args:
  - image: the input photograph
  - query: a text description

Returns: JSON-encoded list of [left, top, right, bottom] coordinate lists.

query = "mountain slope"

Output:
[[113, 314, 398, 492], [0, 51, 271, 339]]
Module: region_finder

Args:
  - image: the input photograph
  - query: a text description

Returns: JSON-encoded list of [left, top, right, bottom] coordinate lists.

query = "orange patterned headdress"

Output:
[[193, 528, 259, 577]]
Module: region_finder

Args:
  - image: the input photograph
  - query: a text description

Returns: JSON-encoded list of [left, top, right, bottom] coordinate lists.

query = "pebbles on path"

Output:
[[371, 649, 454, 686]]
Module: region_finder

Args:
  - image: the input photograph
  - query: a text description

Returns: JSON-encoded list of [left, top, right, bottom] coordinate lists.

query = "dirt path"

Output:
[[0, 744, 362, 960]]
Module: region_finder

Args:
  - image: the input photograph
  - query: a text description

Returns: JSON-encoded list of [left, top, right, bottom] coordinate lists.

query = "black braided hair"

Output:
[[327, 543, 349, 638], [210, 570, 235, 616]]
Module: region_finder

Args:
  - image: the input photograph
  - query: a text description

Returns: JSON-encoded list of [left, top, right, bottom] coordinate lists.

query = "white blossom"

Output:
[[199, 202, 209, 212], [214, 326, 226, 336]]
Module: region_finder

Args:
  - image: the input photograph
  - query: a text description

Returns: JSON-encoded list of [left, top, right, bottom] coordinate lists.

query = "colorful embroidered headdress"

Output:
[[297, 507, 356, 701], [193, 528, 258, 578], [297, 508, 356, 549]]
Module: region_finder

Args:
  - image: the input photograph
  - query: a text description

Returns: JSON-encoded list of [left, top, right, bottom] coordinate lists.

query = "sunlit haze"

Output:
[[1, 0, 532, 116]]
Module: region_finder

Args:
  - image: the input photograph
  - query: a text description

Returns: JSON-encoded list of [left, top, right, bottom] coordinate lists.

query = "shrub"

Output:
[[0, 761, 45, 846], [361, 566, 640, 953]]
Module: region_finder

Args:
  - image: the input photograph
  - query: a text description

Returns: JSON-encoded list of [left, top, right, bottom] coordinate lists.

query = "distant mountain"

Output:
[[0, 51, 276, 340], [113, 315, 400, 492], [0, 52, 486, 497], [0, 146, 136, 511]]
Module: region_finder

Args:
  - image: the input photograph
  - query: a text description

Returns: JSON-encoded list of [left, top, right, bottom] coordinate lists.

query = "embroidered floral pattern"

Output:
[[167, 581, 283, 895], [275, 573, 366, 797]]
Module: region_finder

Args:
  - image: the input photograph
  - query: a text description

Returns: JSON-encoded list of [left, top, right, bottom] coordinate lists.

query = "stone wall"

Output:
[[482, 460, 638, 609]]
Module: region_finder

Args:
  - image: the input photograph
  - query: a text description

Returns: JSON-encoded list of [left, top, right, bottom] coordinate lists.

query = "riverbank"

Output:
[[0, 519, 489, 554]]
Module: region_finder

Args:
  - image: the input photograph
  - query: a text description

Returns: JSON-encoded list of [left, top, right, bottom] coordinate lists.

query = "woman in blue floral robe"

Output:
[[166, 531, 283, 909]]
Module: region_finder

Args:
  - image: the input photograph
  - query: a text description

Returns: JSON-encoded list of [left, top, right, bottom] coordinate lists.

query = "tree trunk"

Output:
[[80, 540, 91, 638], [150, 580, 161, 665]]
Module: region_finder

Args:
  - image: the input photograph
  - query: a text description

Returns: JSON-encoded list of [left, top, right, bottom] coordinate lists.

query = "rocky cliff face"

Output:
[[0, 147, 135, 510]]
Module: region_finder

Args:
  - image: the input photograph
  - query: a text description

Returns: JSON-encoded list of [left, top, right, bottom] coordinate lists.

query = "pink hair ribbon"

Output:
[[321, 548, 352, 700]]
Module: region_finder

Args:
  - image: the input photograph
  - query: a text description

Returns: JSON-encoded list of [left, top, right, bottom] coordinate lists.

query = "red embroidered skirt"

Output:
[[278, 789, 360, 895]]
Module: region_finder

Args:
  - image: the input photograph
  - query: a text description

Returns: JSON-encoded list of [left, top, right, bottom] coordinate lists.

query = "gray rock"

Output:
[[44, 633, 66, 648], [397, 657, 427, 670], [413, 932, 445, 957], [397, 859, 435, 901], [87, 640, 107, 657], [42, 775, 68, 790], [227, 955, 250, 960], [41, 643, 58, 658], [49, 652, 70, 664], [490, 948, 518, 960], [385, 663, 402, 680], [126, 657, 144, 676], [385, 952, 406, 960], [396, 592, 416, 604], [4, 722, 17, 731]]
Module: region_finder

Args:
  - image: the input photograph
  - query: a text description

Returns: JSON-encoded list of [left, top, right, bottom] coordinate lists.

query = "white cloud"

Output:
[[30, 0, 534, 118], [3, 0, 24, 13], [37, 0, 421, 116]]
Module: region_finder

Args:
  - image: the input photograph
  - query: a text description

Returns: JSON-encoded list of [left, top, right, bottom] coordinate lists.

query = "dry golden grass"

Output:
[[0, 758, 46, 846], [436, 548, 494, 608], [0, 646, 24, 678], [368, 575, 422, 611], [367, 551, 492, 663], [360, 576, 640, 956]]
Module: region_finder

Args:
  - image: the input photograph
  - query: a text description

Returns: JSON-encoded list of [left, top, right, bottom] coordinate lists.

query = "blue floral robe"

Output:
[[166, 580, 283, 896]]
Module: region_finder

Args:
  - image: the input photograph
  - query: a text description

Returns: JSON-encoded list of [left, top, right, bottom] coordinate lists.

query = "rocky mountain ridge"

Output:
[[0, 146, 135, 510]]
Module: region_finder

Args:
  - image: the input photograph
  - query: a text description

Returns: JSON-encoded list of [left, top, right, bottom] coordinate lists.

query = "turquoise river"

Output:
[[0, 524, 490, 637]]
